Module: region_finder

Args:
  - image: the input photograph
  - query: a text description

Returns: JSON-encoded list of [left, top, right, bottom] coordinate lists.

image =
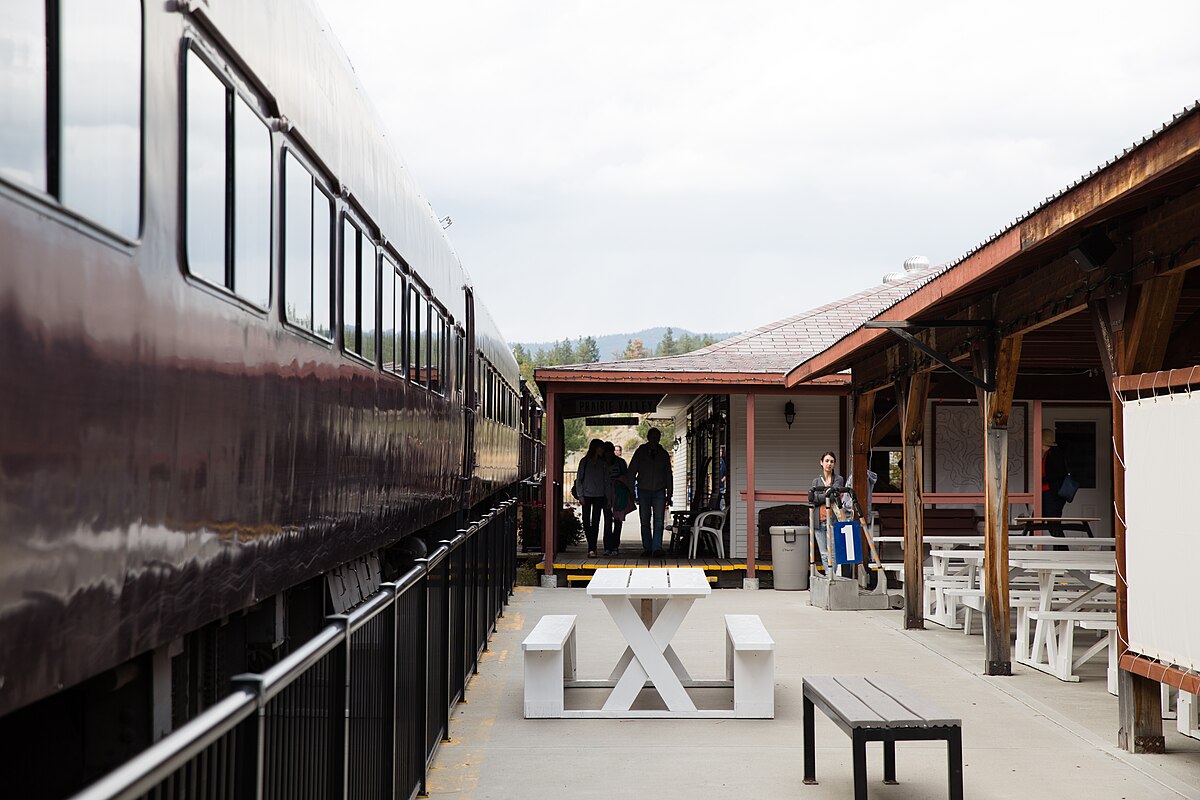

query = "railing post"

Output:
[[230, 674, 266, 800], [325, 614, 351, 800]]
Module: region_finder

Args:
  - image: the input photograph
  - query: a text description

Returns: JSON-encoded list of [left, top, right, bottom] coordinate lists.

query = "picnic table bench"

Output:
[[803, 675, 963, 800]]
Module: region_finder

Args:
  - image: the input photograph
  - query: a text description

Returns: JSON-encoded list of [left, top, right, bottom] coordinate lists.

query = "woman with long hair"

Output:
[[574, 439, 608, 558]]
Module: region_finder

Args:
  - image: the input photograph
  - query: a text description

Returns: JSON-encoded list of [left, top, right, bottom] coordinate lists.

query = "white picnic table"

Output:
[[1010, 552, 1116, 685], [580, 567, 727, 717]]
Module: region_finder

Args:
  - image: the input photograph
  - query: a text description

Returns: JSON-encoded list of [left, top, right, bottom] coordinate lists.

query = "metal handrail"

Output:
[[71, 500, 518, 800], [71, 691, 257, 800]]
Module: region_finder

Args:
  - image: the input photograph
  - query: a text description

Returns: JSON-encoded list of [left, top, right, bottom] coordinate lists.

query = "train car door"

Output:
[[459, 287, 477, 522]]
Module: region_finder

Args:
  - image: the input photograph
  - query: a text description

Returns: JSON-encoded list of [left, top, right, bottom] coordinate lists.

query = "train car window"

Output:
[[60, 0, 141, 238], [455, 332, 464, 396], [361, 244, 377, 363], [342, 217, 359, 353], [312, 190, 333, 338], [430, 312, 442, 394], [185, 49, 271, 307], [185, 51, 227, 289], [283, 152, 313, 329], [283, 155, 334, 341], [443, 319, 451, 394], [0, 3, 47, 191], [381, 256, 396, 374], [409, 286, 424, 384], [232, 98, 271, 307]]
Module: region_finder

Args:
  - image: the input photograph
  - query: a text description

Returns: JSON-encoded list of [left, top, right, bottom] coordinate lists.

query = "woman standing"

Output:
[[574, 439, 608, 558], [809, 451, 845, 570], [603, 441, 634, 556]]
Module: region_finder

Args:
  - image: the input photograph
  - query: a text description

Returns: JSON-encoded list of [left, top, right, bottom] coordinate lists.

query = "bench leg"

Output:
[[852, 730, 868, 800], [883, 738, 897, 784], [803, 695, 818, 784], [523, 650, 565, 718], [732, 649, 775, 718], [947, 727, 964, 800]]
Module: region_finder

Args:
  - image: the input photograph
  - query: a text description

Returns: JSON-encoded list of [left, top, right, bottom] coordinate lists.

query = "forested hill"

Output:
[[515, 327, 738, 362]]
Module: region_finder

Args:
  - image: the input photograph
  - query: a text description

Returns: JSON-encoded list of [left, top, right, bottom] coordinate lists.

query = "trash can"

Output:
[[769, 525, 810, 590]]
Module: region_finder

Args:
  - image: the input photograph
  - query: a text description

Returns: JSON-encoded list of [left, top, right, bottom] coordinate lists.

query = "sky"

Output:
[[316, 1, 1200, 345]]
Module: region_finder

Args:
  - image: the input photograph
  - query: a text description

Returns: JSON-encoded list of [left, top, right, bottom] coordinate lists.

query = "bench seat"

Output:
[[522, 615, 578, 718], [724, 614, 775, 718], [803, 675, 963, 800]]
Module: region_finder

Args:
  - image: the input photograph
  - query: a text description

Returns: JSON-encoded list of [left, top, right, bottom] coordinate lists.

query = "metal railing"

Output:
[[73, 499, 519, 800]]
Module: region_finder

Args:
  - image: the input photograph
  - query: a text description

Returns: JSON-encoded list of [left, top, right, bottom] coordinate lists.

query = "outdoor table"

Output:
[[585, 567, 714, 715], [1012, 516, 1101, 537], [1010, 552, 1116, 682]]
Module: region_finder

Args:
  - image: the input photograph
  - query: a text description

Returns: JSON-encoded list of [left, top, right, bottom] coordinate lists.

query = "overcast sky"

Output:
[[317, 1, 1200, 345]]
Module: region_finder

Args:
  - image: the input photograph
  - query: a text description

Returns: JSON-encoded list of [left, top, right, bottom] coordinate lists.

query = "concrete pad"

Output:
[[427, 586, 1200, 799]]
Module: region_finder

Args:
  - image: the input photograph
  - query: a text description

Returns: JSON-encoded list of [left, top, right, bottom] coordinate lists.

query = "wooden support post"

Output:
[[897, 372, 930, 630], [745, 394, 756, 579], [851, 391, 877, 579], [1091, 299, 1167, 753], [542, 387, 558, 577], [1032, 401, 1043, 518], [978, 335, 1021, 676]]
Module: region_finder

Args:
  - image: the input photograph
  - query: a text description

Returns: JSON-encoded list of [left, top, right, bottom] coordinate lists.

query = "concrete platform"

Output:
[[428, 586, 1200, 799]]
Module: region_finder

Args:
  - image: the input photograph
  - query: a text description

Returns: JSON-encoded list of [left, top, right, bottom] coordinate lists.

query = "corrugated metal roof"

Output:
[[538, 262, 943, 378]]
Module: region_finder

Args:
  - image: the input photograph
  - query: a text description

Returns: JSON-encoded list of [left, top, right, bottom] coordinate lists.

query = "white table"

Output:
[[1011, 553, 1116, 684], [577, 567, 728, 718]]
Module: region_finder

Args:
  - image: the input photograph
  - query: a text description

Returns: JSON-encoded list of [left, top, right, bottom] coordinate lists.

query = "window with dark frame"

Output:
[[283, 151, 334, 339], [185, 48, 271, 306], [0, 1, 141, 238]]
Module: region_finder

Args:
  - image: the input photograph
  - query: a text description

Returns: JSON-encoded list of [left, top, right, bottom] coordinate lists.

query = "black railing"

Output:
[[74, 499, 518, 800]]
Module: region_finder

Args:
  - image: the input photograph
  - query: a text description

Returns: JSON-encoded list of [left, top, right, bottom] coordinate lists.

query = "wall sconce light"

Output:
[[784, 401, 796, 428], [1068, 229, 1116, 272]]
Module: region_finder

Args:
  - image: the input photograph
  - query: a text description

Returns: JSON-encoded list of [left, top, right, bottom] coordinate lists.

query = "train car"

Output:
[[0, 1, 536, 793]]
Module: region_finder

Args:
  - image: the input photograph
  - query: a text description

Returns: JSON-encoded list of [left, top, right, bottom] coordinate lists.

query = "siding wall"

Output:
[[730, 394, 842, 558], [671, 408, 689, 501]]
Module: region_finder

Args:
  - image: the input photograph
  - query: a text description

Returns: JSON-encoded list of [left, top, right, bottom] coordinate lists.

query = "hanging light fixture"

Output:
[[784, 401, 796, 428]]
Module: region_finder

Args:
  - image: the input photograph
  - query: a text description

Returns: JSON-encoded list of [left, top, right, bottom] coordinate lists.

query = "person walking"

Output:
[[629, 427, 673, 557], [574, 439, 608, 558], [603, 441, 633, 556]]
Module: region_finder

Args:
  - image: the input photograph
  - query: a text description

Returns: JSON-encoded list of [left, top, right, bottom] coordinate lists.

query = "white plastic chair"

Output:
[[689, 510, 727, 558]]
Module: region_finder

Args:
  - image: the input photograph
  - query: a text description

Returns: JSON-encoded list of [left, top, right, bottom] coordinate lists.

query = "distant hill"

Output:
[[516, 327, 740, 360]]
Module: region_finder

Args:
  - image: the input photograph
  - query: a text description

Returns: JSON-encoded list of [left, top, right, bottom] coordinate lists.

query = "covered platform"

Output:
[[424, 585, 1200, 799]]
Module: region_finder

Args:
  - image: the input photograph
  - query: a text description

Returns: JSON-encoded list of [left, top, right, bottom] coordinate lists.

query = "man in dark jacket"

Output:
[[629, 427, 672, 557], [1042, 428, 1068, 546]]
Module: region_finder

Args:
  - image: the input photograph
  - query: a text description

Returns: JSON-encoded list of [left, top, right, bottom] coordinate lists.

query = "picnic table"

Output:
[[1011, 552, 1116, 685], [1012, 516, 1101, 537]]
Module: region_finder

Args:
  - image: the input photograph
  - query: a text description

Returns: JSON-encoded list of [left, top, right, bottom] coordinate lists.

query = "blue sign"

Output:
[[832, 520, 863, 565]]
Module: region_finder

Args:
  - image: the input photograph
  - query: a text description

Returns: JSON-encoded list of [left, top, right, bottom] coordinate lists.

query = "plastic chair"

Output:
[[689, 510, 727, 558]]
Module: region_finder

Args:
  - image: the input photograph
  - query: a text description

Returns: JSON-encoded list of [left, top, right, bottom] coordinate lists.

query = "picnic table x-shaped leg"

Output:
[[601, 596, 696, 712]]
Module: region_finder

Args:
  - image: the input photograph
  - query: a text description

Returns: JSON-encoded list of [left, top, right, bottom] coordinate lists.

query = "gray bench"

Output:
[[802, 675, 963, 800]]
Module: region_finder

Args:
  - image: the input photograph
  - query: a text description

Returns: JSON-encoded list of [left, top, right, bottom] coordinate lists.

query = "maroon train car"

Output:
[[0, 1, 530, 791]]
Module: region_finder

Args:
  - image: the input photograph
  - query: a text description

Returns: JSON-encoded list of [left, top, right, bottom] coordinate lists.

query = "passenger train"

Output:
[[0, 1, 538, 792]]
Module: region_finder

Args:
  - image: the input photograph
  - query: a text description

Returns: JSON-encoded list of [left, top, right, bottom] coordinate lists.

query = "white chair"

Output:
[[689, 510, 727, 558]]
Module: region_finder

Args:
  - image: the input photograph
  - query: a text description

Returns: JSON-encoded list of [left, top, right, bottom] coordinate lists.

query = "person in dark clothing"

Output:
[[575, 439, 608, 558], [1041, 428, 1069, 547]]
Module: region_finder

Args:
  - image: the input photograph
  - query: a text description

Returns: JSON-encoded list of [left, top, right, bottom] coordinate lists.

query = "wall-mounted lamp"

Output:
[[1068, 229, 1116, 272], [784, 401, 796, 428]]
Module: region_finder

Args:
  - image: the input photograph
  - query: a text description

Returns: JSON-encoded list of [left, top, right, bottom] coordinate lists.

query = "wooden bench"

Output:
[[803, 675, 963, 800], [724, 614, 775, 718], [521, 615, 577, 718]]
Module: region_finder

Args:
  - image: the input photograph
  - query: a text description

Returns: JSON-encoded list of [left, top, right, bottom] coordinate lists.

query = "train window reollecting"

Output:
[[0, 1, 141, 239], [60, 0, 141, 238], [382, 257, 402, 375], [185, 50, 271, 307], [409, 286, 423, 385], [429, 311, 442, 394], [283, 151, 334, 340], [341, 217, 377, 362], [0, 3, 48, 191]]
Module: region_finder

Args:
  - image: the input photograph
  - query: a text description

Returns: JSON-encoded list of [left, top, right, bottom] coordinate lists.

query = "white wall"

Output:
[[730, 394, 842, 558], [671, 408, 689, 501]]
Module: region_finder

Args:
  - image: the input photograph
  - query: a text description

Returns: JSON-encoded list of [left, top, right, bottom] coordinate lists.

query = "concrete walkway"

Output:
[[427, 585, 1200, 799]]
